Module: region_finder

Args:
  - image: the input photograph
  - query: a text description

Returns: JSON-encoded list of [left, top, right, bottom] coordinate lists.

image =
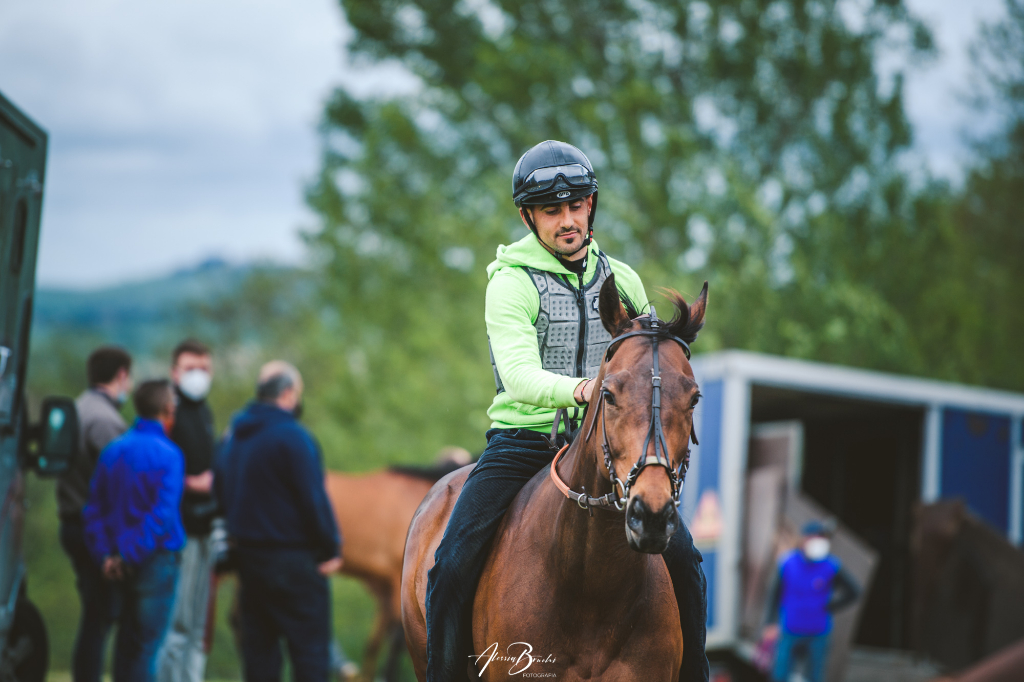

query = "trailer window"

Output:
[[10, 198, 27, 274]]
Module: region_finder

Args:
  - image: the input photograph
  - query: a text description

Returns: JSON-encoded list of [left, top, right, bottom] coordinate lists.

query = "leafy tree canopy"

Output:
[[297, 0, 1019, 461]]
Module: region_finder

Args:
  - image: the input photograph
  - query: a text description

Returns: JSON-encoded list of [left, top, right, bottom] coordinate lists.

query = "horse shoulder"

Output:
[[401, 464, 477, 674], [473, 469, 562, 650]]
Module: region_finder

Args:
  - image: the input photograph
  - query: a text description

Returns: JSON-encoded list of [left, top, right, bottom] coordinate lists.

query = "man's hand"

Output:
[[318, 556, 344, 575], [102, 555, 124, 581], [574, 379, 595, 405], [185, 470, 213, 493]]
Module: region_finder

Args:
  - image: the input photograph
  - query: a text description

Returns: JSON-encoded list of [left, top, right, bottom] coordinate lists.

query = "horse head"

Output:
[[592, 275, 708, 553]]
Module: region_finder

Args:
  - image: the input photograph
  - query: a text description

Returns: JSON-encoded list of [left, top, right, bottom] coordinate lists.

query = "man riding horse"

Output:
[[424, 140, 710, 681]]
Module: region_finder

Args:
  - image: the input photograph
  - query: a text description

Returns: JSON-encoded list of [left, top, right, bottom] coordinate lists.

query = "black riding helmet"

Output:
[[513, 141, 600, 255]]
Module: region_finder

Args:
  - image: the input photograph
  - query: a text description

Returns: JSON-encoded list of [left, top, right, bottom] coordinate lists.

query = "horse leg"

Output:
[[360, 581, 391, 681], [380, 623, 405, 682]]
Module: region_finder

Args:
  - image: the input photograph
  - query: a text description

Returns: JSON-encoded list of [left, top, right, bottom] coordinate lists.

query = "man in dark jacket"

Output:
[[83, 379, 186, 682], [214, 361, 341, 682], [158, 339, 218, 682], [59, 346, 133, 682]]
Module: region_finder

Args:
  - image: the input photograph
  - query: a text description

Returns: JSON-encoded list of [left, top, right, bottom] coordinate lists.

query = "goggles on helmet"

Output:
[[518, 164, 596, 197]]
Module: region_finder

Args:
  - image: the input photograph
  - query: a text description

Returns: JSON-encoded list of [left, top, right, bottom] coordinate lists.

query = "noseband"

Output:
[[549, 306, 698, 513]]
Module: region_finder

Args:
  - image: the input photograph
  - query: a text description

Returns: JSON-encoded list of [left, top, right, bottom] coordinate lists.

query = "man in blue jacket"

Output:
[[83, 379, 185, 682], [766, 521, 860, 682], [214, 360, 341, 682]]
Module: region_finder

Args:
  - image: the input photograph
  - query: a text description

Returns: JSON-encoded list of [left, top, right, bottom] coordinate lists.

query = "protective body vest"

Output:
[[491, 253, 613, 394]]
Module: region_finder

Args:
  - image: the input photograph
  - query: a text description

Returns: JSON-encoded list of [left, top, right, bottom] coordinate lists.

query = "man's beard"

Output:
[[548, 228, 584, 256]]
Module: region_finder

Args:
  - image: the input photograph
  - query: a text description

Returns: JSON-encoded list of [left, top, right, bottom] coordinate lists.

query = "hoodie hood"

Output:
[[232, 401, 295, 439], [486, 233, 601, 280]]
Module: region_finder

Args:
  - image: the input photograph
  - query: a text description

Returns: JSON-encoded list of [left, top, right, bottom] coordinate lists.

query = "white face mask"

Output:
[[178, 369, 212, 401], [804, 537, 831, 561]]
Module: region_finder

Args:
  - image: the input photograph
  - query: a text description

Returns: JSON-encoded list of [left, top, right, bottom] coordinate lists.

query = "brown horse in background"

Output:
[[402, 276, 708, 681], [324, 451, 470, 681], [912, 500, 1024, 673]]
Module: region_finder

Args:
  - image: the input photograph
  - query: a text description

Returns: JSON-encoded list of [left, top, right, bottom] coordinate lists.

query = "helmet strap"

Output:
[[521, 206, 538, 235]]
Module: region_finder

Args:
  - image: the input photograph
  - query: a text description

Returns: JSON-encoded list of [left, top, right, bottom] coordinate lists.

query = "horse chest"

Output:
[[471, 631, 679, 682], [470, 484, 683, 680], [473, 568, 681, 681]]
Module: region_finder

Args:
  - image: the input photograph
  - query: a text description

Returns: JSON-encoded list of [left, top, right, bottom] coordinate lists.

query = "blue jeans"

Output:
[[236, 547, 332, 682], [113, 550, 181, 682], [60, 515, 122, 682], [772, 629, 830, 682], [425, 428, 710, 682], [157, 534, 216, 682]]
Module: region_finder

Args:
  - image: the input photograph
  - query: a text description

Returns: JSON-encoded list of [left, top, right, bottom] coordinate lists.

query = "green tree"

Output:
[[944, 0, 1024, 391], [306, 0, 965, 456]]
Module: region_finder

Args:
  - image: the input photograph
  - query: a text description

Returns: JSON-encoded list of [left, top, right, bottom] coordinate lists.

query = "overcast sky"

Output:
[[0, 0, 1007, 288]]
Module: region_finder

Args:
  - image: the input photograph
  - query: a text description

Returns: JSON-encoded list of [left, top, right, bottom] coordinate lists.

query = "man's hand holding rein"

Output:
[[574, 378, 595, 405]]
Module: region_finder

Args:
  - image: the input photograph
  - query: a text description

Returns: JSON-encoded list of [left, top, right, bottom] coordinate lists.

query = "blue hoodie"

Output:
[[83, 418, 185, 567], [213, 402, 340, 561]]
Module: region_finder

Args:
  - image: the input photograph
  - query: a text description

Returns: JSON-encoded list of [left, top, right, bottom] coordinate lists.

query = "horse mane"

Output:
[[659, 289, 705, 344], [621, 293, 643, 322], [624, 289, 704, 345]]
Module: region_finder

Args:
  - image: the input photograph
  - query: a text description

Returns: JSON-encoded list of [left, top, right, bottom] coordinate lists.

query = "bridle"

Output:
[[549, 306, 698, 513]]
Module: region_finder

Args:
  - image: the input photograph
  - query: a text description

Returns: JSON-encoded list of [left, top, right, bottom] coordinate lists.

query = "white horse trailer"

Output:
[[684, 351, 1024, 678]]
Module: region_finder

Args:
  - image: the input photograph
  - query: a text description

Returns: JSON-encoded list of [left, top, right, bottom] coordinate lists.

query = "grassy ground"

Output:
[[27, 475, 415, 681]]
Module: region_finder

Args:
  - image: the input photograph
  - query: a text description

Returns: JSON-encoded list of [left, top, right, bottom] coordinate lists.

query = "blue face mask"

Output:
[[115, 390, 128, 407]]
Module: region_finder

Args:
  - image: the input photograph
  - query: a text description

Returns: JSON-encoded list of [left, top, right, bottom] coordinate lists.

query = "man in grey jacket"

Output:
[[57, 346, 133, 682]]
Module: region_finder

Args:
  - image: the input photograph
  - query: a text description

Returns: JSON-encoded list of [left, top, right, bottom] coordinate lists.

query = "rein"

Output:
[[549, 306, 698, 514]]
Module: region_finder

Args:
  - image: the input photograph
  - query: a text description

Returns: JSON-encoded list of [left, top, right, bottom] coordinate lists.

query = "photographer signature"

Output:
[[470, 641, 557, 676]]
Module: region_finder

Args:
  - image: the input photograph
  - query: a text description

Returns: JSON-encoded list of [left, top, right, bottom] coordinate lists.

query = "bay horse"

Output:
[[402, 276, 708, 681]]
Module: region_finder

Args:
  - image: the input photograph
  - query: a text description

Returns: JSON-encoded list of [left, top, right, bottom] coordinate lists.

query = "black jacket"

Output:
[[213, 402, 340, 561], [171, 390, 217, 535]]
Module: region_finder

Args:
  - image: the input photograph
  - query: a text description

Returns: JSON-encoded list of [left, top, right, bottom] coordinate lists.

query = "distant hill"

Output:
[[32, 257, 298, 354]]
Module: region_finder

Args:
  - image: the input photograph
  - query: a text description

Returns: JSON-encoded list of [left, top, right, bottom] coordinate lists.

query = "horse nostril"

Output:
[[627, 498, 646, 532], [664, 508, 679, 536]]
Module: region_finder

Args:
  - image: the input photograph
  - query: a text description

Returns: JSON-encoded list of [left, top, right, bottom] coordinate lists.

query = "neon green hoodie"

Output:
[[485, 234, 648, 432]]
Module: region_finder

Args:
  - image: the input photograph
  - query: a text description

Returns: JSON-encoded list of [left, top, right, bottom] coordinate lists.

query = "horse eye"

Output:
[[690, 394, 701, 409], [603, 389, 616, 406]]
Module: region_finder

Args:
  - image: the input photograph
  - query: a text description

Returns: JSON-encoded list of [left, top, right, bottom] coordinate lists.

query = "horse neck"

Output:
[[547, 414, 650, 601]]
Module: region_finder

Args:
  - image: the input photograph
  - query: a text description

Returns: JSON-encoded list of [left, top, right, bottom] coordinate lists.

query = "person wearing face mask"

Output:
[[58, 345, 133, 682], [213, 361, 341, 682], [157, 340, 217, 682], [82, 379, 186, 682], [764, 521, 861, 682]]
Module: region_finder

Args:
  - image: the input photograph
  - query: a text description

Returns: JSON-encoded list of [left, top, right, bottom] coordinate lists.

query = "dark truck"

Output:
[[1, 90, 80, 681]]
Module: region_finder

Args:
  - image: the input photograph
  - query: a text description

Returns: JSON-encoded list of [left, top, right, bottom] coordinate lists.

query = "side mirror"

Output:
[[30, 397, 78, 477]]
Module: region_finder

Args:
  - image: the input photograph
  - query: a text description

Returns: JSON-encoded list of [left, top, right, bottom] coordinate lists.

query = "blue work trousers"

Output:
[[60, 515, 122, 682], [236, 547, 332, 682], [113, 549, 181, 682], [425, 427, 710, 682], [772, 629, 830, 682]]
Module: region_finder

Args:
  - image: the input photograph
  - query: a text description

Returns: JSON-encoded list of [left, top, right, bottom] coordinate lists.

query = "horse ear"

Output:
[[599, 274, 631, 336], [664, 281, 709, 344], [688, 281, 708, 331]]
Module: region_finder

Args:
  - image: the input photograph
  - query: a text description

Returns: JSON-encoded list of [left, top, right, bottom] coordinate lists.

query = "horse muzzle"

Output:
[[624, 496, 680, 553]]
